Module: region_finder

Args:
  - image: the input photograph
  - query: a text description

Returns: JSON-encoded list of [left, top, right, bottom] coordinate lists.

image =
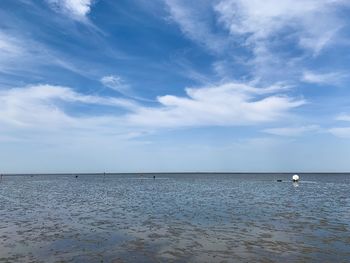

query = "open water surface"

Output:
[[0, 173, 349, 262]]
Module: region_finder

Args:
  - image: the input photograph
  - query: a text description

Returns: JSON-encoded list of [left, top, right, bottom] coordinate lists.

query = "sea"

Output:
[[0, 173, 349, 262]]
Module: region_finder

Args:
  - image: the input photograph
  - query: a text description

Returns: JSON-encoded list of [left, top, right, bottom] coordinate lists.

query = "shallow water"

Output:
[[0, 173, 349, 262]]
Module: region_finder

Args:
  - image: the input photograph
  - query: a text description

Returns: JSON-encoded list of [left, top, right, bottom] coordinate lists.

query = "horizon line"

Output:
[[2, 172, 350, 176]]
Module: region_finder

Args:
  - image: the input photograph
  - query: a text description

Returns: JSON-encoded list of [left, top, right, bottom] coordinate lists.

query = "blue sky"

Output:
[[1, 0, 350, 173]]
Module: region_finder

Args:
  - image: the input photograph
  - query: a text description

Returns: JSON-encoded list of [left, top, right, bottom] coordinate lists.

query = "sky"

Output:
[[0, 0, 350, 173]]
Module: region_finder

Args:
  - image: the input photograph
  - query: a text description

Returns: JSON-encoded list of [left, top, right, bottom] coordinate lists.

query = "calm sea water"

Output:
[[0, 173, 349, 262]]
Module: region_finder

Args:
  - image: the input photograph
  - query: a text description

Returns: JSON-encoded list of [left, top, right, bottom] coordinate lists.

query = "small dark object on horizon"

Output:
[[277, 179, 282, 182], [153, 175, 155, 180], [75, 175, 78, 178]]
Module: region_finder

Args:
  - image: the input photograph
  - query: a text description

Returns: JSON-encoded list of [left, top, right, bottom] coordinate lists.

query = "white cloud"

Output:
[[48, 0, 94, 20], [302, 71, 346, 85], [164, 0, 347, 84], [0, 84, 137, 129], [329, 111, 350, 137], [164, 0, 228, 52], [166, 0, 345, 55], [0, 30, 73, 75], [0, 82, 304, 135], [214, 0, 344, 54], [263, 125, 319, 137], [100, 75, 153, 102], [329, 127, 350, 138], [0, 31, 27, 73], [101, 75, 130, 94], [0, 82, 309, 172], [212, 0, 345, 83], [0, 32, 24, 56], [336, 114, 350, 122], [124, 82, 305, 128]]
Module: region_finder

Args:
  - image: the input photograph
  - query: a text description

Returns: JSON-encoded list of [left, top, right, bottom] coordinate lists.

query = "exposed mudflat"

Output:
[[0, 173, 349, 262]]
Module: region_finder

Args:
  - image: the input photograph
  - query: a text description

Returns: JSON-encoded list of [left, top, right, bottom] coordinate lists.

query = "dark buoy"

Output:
[[75, 175, 78, 178]]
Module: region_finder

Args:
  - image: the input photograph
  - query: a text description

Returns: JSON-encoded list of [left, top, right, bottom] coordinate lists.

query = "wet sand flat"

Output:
[[0, 173, 349, 262]]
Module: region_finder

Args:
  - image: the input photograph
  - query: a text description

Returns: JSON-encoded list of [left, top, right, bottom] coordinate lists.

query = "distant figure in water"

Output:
[[153, 175, 155, 180], [75, 175, 78, 178]]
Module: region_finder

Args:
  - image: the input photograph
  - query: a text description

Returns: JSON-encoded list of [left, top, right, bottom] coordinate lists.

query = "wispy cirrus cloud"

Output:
[[164, 0, 229, 53], [0, 31, 28, 74], [100, 75, 155, 102], [215, 0, 346, 83], [328, 127, 350, 138], [327, 114, 350, 138], [302, 71, 347, 85], [336, 114, 350, 122], [0, 29, 92, 78], [0, 26, 125, 86], [166, 0, 346, 55], [164, 0, 348, 84], [0, 32, 24, 56], [101, 75, 130, 94], [47, 0, 94, 21], [263, 125, 320, 137], [214, 0, 344, 53]]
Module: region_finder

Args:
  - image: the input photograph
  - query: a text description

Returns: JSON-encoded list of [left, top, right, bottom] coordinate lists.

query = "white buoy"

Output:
[[292, 174, 299, 182]]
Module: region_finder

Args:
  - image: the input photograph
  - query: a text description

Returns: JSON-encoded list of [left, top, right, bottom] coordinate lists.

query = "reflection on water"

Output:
[[0, 173, 349, 262]]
